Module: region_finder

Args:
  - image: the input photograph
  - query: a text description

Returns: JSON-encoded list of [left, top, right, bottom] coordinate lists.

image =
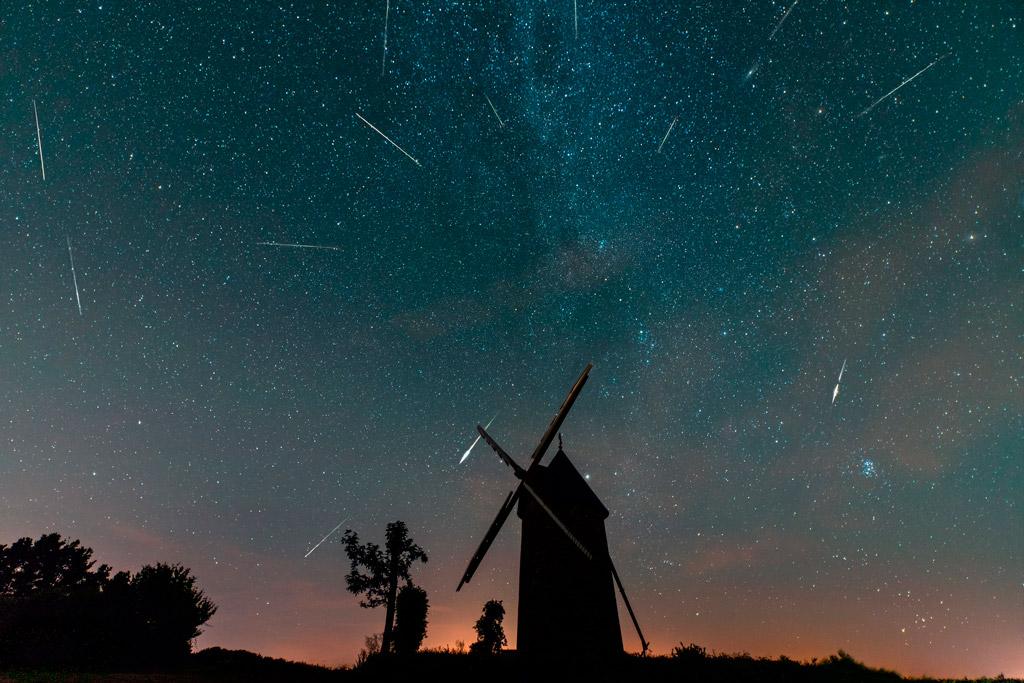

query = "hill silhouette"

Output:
[[350, 647, 1019, 683], [1, 647, 1016, 683]]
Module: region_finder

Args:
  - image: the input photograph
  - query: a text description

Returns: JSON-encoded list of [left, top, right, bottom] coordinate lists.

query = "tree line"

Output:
[[0, 533, 215, 668], [0, 526, 968, 680], [0, 522, 505, 670]]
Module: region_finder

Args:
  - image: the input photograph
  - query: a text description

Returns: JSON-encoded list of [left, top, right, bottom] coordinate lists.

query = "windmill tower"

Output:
[[456, 364, 648, 658]]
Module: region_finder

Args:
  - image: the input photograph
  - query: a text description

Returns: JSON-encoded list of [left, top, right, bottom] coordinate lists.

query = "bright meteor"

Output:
[[657, 116, 678, 153], [33, 100, 46, 181], [768, 0, 798, 42], [855, 53, 950, 119], [459, 414, 497, 464], [832, 358, 847, 405], [381, 0, 390, 76], [67, 237, 82, 316], [355, 112, 422, 167], [483, 93, 505, 128], [256, 241, 340, 251], [304, 519, 347, 558]]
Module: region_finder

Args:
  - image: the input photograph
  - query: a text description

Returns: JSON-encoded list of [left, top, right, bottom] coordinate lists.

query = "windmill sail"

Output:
[[526, 363, 592, 468], [520, 479, 594, 560], [478, 424, 595, 560], [456, 364, 593, 590], [456, 487, 520, 591], [477, 425, 526, 478], [455, 363, 647, 657]]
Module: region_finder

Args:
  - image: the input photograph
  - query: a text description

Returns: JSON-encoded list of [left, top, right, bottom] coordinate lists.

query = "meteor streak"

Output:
[[768, 0, 798, 41], [483, 93, 505, 128], [256, 241, 340, 251], [33, 100, 46, 181], [855, 53, 950, 119], [460, 414, 497, 464], [381, 0, 390, 76], [304, 519, 347, 558], [657, 116, 678, 153], [355, 112, 421, 167], [574, 0, 578, 40], [67, 237, 82, 316], [832, 358, 847, 405]]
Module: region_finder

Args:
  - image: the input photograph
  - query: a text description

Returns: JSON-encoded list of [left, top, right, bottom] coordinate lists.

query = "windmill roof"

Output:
[[540, 448, 610, 519]]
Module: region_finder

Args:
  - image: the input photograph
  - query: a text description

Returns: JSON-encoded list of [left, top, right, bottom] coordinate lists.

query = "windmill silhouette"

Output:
[[456, 364, 649, 657]]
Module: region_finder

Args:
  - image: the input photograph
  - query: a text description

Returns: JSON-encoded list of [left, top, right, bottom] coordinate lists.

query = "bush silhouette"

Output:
[[469, 599, 506, 655], [393, 583, 429, 654], [356, 633, 383, 667], [672, 642, 708, 663]]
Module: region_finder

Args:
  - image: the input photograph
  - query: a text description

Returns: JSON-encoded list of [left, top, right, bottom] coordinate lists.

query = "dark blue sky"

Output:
[[1, 1, 1021, 676]]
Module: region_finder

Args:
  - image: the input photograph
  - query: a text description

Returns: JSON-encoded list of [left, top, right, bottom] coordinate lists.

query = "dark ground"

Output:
[[0, 647, 1019, 683]]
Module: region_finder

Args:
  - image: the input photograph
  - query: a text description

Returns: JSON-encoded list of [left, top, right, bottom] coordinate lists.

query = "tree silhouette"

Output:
[[0, 534, 116, 665], [341, 521, 427, 655], [469, 599, 506, 655], [0, 534, 111, 596], [393, 583, 429, 654], [129, 563, 218, 664]]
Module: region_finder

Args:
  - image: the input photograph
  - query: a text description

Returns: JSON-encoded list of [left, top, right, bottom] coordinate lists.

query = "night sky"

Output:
[[2, 1, 1022, 677]]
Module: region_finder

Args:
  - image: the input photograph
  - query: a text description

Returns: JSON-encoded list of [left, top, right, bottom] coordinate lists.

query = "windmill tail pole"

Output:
[[608, 557, 649, 656]]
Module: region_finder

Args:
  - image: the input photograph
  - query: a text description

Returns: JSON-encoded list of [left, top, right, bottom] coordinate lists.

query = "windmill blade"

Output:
[[477, 425, 526, 478], [456, 486, 521, 591], [608, 556, 650, 655], [520, 480, 593, 561], [457, 363, 593, 592], [526, 363, 593, 469]]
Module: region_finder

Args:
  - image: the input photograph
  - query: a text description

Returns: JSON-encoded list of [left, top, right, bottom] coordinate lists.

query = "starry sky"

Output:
[[2, 1, 1022, 677]]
